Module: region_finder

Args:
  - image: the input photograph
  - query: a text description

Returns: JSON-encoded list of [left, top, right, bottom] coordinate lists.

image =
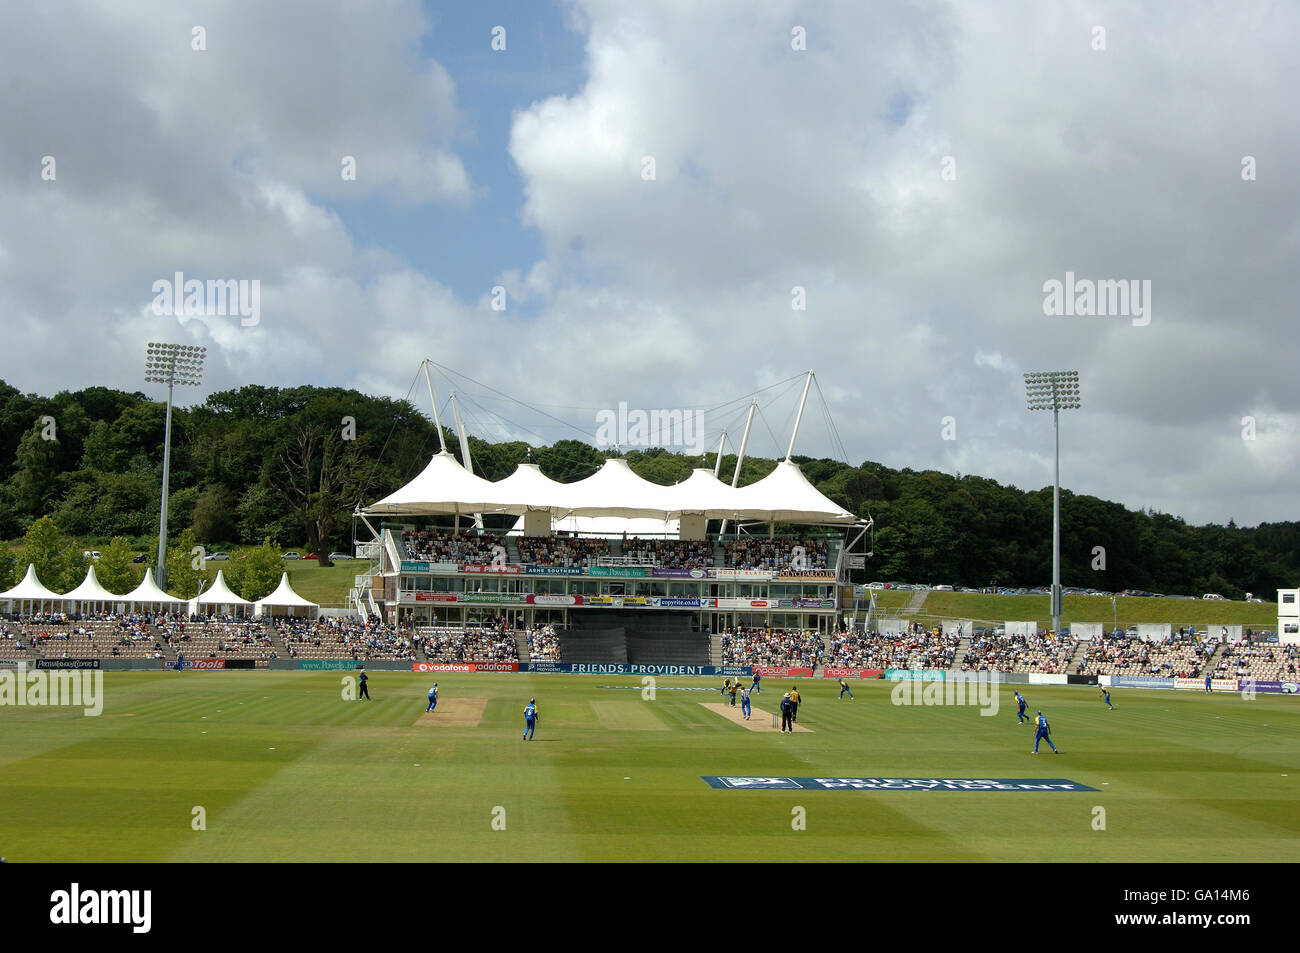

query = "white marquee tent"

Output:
[[59, 564, 119, 611], [124, 568, 187, 609], [254, 572, 320, 618], [0, 563, 63, 611], [189, 570, 253, 616]]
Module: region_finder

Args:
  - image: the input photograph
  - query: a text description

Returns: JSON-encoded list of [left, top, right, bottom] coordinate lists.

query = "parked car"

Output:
[[1202, 593, 1225, 600], [933, 584, 954, 592], [328, 552, 352, 560], [282, 552, 302, 560], [82, 550, 102, 561], [208, 552, 230, 561], [867, 581, 886, 590], [132, 553, 148, 563]]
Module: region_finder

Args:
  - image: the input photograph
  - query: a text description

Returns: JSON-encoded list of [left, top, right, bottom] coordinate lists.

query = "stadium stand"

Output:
[[1217, 641, 1299, 682], [1074, 634, 1217, 677], [961, 631, 1074, 673], [721, 627, 824, 667]]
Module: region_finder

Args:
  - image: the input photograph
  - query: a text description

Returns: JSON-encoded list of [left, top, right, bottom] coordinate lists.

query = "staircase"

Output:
[[900, 588, 930, 617], [710, 632, 725, 665], [1064, 639, 1088, 673], [949, 636, 971, 671], [514, 629, 531, 663], [506, 540, 521, 564], [266, 624, 290, 659]]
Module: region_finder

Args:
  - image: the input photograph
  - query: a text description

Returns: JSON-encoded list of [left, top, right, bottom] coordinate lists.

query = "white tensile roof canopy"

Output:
[[0, 563, 64, 603], [365, 455, 858, 525], [195, 570, 252, 606], [255, 572, 320, 616], [125, 568, 186, 605], [60, 564, 119, 603]]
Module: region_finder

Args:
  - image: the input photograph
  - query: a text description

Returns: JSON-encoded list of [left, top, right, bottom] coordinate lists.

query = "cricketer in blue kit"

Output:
[[523, 698, 538, 740], [1032, 710, 1059, 754]]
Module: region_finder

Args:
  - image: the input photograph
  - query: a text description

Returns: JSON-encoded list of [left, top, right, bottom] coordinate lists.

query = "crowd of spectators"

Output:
[[1074, 634, 1216, 677], [725, 537, 830, 574], [720, 627, 824, 667], [517, 536, 608, 568], [404, 530, 506, 565], [276, 617, 413, 660], [526, 625, 561, 660], [622, 537, 714, 569], [962, 631, 1074, 674], [827, 624, 960, 669], [1218, 642, 1299, 682]]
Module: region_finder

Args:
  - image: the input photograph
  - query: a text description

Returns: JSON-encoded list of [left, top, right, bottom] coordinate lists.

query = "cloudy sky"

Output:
[[1, 0, 1296, 525]]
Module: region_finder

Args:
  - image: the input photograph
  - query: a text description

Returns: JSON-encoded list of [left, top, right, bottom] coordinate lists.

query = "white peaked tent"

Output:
[[0, 563, 63, 611], [508, 514, 682, 538], [124, 568, 187, 610], [537, 457, 677, 519], [491, 462, 573, 512], [732, 460, 856, 524], [254, 572, 320, 619], [364, 454, 862, 525], [190, 569, 253, 616], [366, 451, 510, 516], [60, 564, 120, 612]]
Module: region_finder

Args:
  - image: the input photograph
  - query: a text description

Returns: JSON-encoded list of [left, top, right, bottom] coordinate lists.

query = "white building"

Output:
[[1279, 589, 1299, 645]]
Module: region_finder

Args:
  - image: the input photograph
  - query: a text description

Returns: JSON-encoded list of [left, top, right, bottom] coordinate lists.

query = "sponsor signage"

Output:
[[1110, 676, 1174, 689], [775, 598, 836, 609], [401, 561, 459, 574], [409, 592, 458, 603], [777, 573, 836, 581], [34, 658, 101, 670], [585, 595, 618, 606], [526, 594, 581, 606], [715, 569, 773, 581], [299, 659, 365, 670], [524, 566, 573, 576], [162, 658, 227, 670], [410, 662, 519, 673], [821, 667, 883, 679], [1174, 677, 1239, 692], [462, 564, 520, 575], [652, 568, 709, 579], [885, 669, 949, 681], [589, 567, 647, 578], [702, 777, 1099, 792], [752, 666, 814, 677], [413, 662, 475, 672], [658, 597, 705, 609], [1246, 680, 1299, 695], [521, 663, 751, 676], [458, 593, 522, 606], [715, 598, 774, 610]]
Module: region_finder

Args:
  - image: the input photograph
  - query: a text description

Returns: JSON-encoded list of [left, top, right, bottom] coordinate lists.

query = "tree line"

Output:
[[0, 379, 1294, 599]]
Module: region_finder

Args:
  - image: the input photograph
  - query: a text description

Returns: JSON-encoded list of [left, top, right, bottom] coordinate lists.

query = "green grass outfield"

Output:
[[1, 672, 1296, 862]]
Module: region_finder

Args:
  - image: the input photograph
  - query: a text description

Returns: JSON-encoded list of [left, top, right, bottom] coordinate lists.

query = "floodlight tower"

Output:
[[1024, 370, 1081, 637], [145, 343, 206, 589]]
